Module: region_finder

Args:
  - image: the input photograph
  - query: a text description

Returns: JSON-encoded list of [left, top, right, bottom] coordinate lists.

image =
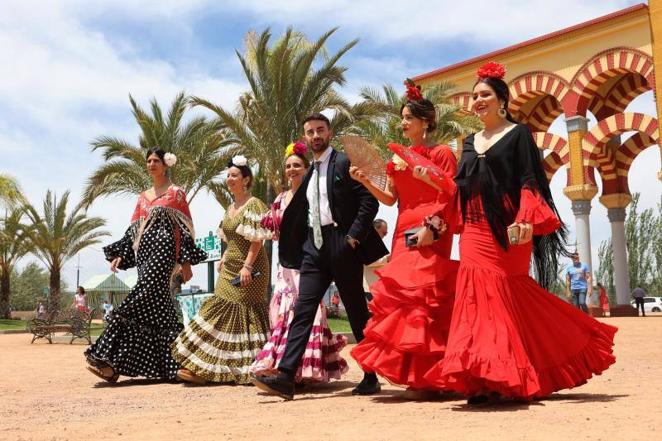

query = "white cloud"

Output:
[[223, 0, 639, 44]]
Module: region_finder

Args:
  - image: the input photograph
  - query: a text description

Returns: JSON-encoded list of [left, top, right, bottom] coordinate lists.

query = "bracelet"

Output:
[[243, 263, 254, 270]]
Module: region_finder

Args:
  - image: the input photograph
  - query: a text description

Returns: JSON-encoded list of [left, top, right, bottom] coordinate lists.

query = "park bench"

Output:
[[27, 308, 94, 344]]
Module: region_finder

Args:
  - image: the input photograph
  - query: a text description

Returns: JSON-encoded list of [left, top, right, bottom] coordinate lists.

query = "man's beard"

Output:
[[310, 137, 330, 152]]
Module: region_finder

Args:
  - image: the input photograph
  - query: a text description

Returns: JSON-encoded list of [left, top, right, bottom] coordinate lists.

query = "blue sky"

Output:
[[2, 0, 659, 291]]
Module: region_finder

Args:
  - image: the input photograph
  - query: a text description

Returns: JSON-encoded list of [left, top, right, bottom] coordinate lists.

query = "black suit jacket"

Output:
[[279, 149, 389, 269]]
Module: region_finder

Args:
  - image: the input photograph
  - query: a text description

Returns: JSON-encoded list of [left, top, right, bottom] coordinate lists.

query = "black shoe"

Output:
[[251, 374, 295, 401], [351, 374, 381, 396], [467, 392, 501, 406]]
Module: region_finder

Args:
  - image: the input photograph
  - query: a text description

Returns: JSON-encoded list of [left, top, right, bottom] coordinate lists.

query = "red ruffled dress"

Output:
[[423, 127, 617, 399], [350, 145, 459, 389]]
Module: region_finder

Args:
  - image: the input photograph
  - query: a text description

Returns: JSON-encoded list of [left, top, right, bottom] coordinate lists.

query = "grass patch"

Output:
[[0, 319, 27, 331], [328, 318, 352, 333]]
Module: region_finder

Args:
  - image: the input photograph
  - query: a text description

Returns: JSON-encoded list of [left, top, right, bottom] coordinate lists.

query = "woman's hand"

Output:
[[412, 165, 432, 184], [110, 257, 122, 273], [239, 266, 253, 288], [415, 227, 435, 248], [509, 222, 533, 244], [217, 257, 225, 273], [181, 262, 193, 283], [349, 166, 370, 185]]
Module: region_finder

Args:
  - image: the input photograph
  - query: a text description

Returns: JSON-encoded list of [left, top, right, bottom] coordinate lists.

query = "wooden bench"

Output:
[[27, 308, 94, 344]]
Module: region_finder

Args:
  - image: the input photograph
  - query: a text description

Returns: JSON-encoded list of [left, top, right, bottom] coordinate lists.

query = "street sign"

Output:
[[195, 231, 222, 261]]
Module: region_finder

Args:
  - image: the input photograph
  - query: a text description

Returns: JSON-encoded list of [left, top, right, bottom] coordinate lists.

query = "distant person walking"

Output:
[[631, 286, 647, 317], [566, 252, 591, 313], [596, 283, 610, 317]]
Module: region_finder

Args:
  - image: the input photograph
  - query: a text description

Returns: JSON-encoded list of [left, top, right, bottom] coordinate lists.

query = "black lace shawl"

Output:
[[455, 124, 567, 289]]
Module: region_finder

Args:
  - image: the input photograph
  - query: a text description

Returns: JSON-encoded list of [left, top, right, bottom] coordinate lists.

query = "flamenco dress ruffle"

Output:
[[423, 189, 617, 398], [351, 198, 458, 389]]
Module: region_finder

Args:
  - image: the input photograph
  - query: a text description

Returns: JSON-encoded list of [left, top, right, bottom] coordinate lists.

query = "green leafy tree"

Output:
[[191, 27, 367, 204], [24, 191, 109, 311], [0, 207, 33, 318], [82, 92, 234, 206], [347, 82, 481, 160], [0, 174, 24, 208], [9, 262, 50, 311]]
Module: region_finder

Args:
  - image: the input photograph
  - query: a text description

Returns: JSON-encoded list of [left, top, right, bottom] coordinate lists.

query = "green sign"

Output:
[[195, 231, 222, 261]]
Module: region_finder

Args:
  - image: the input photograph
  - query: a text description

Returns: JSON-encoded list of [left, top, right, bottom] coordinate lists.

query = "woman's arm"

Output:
[[239, 241, 262, 287], [349, 166, 398, 206]]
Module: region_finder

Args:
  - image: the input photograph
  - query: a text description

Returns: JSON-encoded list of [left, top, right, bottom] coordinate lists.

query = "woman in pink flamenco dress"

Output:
[[250, 142, 348, 383]]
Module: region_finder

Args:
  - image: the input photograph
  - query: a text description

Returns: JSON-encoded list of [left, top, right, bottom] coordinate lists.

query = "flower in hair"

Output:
[[477, 61, 506, 80], [163, 152, 177, 167], [404, 78, 423, 101], [284, 141, 308, 158], [232, 155, 248, 167]]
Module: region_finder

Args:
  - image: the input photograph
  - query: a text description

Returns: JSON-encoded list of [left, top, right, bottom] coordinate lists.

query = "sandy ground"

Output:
[[1, 316, 660, 441]]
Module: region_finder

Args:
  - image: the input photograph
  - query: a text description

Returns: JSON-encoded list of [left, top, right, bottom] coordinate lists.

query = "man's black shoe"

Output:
[[351, 375, 381, 395], [251, 374, 295, 401]]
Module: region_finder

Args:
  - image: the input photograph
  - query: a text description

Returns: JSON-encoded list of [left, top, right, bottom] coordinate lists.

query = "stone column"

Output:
[[563, 114, 598, 280], [600, 193, 637, 316], [607, 207, 629, 304], [570, 200, 594, 273]]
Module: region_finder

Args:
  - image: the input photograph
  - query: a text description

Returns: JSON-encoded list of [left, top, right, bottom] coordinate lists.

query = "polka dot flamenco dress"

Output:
[[85, 186, 207, 380], [172, 197, 271, 384]]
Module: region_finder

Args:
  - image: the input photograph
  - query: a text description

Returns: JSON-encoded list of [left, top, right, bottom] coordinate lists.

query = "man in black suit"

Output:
[[252, 113, 388, 400]]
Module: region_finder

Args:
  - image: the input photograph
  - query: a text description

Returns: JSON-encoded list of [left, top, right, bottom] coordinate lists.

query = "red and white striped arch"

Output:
[[532, 132, 569, 181], [450, 92, 472, 112], [571, 47, 655, 117], [583, 113, 659, 191], [509, 72, 570, 132], [586, 72, 652, 120]]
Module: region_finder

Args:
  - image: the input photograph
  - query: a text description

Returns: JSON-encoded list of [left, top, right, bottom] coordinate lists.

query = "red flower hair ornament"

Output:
[[477, 61, 506, 80], [404, 78, 424, 101]]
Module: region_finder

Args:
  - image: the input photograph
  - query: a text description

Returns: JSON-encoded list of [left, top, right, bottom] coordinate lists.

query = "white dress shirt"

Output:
[[306, 147, 334, 227]]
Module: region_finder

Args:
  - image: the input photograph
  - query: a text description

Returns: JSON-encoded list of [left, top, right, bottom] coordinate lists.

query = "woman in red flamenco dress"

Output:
[[421, 62, 617, 404], [349, 80, 459, 398]]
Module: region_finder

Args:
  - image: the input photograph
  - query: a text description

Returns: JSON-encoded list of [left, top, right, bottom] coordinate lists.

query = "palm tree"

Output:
[[82, 91, 234, 206], [25, 191, 109, 312], [191, 27, 367, 204], [0, 207, 33, 318], [0, 174, 24, 208], [348, 82, 481, 160]]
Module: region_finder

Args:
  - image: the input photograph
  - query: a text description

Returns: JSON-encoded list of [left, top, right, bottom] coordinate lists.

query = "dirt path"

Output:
[[1, 317, 660, 441]]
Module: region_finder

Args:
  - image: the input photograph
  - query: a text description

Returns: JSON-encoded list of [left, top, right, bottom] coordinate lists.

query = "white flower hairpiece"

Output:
[[164, 152, 177, 167], [232, 155, 248, 167]]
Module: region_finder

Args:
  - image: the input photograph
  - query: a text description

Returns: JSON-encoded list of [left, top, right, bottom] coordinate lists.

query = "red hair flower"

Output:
[[404, 78, 423, 101], [477, 61, 506, 80]]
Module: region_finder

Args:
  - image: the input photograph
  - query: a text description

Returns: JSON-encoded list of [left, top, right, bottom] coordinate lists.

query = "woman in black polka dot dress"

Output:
[[85, 148, 207, 383]]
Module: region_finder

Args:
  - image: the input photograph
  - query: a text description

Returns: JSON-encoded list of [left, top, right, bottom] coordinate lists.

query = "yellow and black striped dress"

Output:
[[172, 197, 271, 384]]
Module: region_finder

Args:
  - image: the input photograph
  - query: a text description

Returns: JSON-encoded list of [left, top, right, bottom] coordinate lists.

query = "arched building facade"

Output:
[[413, 2, 662, 314]]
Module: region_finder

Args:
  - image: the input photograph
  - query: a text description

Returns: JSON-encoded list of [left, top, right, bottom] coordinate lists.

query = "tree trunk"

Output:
[[49, 264, 61, 313], [0, 265, 11, 319]]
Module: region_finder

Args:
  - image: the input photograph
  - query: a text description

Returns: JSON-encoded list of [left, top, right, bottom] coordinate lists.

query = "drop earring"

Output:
[[498, 107, 507, 119]]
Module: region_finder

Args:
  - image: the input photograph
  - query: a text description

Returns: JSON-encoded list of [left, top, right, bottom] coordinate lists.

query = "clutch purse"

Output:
[[507, 225, 520, 245], [404, 227, 423, 248], [229, 271, 262, 287]]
